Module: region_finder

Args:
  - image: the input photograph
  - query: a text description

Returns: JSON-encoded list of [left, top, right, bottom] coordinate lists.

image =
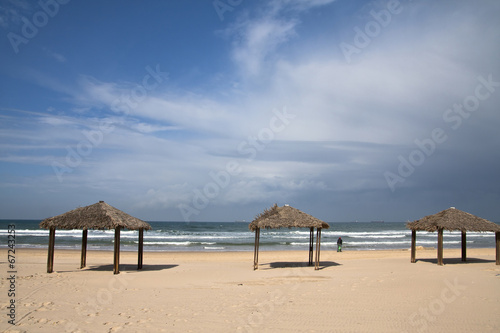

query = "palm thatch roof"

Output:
[[249, 204, 329, 231], [40, 201, 152, 231], [406, 207, 500, 232]]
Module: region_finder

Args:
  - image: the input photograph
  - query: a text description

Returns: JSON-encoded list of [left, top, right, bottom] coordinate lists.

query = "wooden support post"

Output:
[[47, 227, 56, 273], [80, 229, 88, 269], [461, 231, 466, 262], [496, 232, 500, 266], [138, 228, 144, 270], [253, 228, 260, 270], [437, 228, 444, 266], [411, 230, 416, 263], [315, 228, 322, 270], [256, 229, 260, 269], [309, 227, 314, 266], [114, 227, 121, 274]]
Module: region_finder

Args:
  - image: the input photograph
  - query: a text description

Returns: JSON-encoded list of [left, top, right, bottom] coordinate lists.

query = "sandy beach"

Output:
[[1, 248, 499, 332]]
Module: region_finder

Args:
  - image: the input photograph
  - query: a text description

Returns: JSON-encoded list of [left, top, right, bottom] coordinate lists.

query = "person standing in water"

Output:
[[337, 237, 343, 252]]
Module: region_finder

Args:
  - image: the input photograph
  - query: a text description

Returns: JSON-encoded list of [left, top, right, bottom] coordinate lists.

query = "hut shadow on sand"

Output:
[[415, 258, 496, 265], [266, 261, 340, 270], [56, 264, 178, 273]]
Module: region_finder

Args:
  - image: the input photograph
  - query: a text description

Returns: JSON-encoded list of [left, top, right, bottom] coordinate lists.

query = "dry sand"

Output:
[[1, 248, 499, 332]]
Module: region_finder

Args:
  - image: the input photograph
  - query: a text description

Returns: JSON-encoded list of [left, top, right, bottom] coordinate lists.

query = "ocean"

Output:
[[1, 220, 497, 252]]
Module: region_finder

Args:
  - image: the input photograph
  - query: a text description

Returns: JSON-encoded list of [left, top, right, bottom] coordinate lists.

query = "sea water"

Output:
[[1, 220, 496, 252]]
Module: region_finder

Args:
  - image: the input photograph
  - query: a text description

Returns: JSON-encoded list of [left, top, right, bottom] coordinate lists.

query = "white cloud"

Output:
[[43, 48, 67, 63], [224, 0, 336, 77], [229, 16, 298, 76], [2, 0, 499, 220], [39, 116, 75, 126], [129, 122, 180, 134]]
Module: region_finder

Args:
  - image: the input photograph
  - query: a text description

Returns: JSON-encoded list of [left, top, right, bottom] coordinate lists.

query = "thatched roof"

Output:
[[40, 201, 152, 231], [406, 207, 500, 232], [249, 204, 329, 231]]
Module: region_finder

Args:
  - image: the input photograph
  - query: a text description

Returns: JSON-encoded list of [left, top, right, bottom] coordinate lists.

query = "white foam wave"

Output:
[[143, 241, 193, 246], [348, 235, 406, 239], [331, 241, 410, 245]]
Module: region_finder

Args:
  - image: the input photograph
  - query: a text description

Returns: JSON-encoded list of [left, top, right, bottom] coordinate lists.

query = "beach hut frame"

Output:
[[249, 204, 330, 270], [407, 207, 500, 265], [40, 201, 152, 274]]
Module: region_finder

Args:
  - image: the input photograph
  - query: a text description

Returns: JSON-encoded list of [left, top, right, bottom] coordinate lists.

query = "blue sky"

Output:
[[1, 0, 500, 222]]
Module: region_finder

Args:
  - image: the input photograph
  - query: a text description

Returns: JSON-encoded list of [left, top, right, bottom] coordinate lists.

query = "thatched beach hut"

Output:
[[249, 204, 330, 270], [406, 207, 500, 265], [40, 201, 152, 274]]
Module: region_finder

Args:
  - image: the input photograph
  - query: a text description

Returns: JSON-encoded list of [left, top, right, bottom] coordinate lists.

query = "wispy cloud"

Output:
[[228, 15, 298, 76], [43, 48, 66, 63], [1, 0, 499, 221], [224, 0, 336, 77]]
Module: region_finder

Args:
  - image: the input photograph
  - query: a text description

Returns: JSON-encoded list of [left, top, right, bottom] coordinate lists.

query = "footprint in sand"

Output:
[[118, 312, 133, 319]]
